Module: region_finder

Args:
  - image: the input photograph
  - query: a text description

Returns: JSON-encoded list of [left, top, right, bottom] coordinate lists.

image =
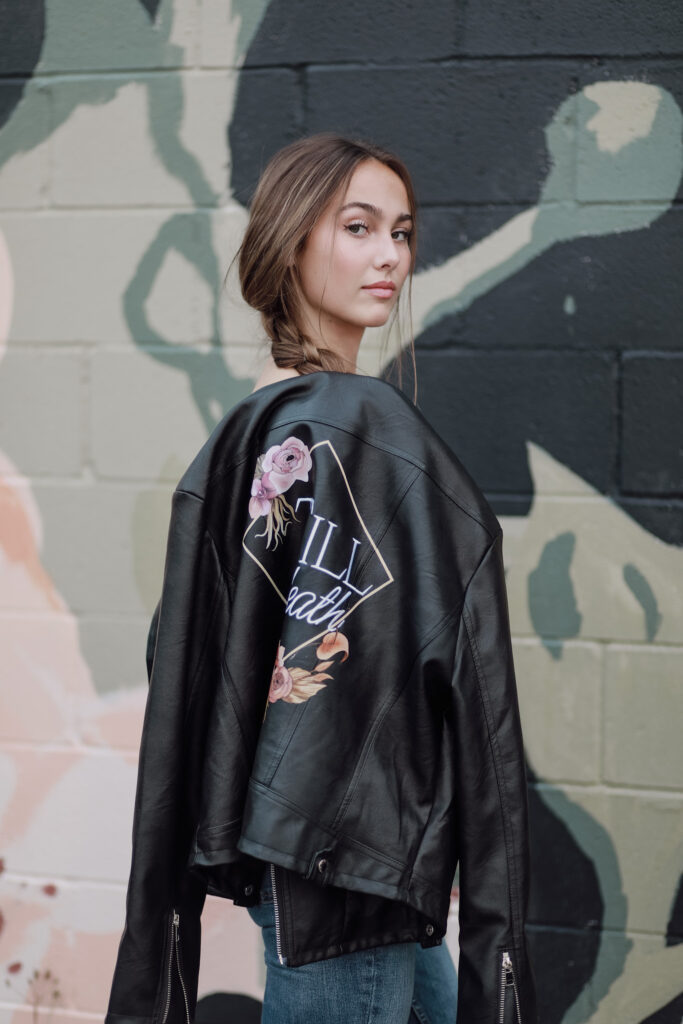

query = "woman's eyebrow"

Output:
[[338, 201, 413, 224]]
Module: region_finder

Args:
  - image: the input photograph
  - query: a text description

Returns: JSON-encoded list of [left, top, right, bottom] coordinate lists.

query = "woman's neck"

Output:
[[251, 354, 302, 393], [251, 352, 361, 394]]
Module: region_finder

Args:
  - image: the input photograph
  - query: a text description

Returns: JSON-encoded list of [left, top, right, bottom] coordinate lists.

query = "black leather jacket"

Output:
[[106, 370, 537, 1024]]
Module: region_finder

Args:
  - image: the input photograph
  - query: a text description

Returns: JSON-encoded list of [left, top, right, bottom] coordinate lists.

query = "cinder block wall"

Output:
[[0, 3, 681, 1023]]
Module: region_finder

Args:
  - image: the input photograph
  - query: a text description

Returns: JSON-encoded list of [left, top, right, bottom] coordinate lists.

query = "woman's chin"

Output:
[[362, 310, 394, 329]]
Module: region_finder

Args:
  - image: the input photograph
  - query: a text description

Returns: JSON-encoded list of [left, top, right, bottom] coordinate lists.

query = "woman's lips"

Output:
[[362, 282, 395, 298]]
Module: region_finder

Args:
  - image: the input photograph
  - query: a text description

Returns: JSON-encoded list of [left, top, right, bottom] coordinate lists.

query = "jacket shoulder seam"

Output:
[[268, 414, 496, 535], [353, 466, 421, 582]]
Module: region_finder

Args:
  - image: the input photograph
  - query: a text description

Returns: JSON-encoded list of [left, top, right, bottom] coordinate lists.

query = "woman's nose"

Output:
[[375, 234, 401, 268]]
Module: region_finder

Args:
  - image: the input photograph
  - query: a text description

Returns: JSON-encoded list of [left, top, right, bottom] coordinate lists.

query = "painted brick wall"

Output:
[[0, 2, 681, 1023]]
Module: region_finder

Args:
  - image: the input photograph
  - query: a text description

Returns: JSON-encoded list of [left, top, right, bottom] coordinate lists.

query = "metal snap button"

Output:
[[425, 923, 434, 936], [317, 857, 328, 872], [244, 883, 254, 896]]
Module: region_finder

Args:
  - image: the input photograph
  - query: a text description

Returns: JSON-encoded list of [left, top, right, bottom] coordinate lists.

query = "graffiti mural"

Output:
[[0, 1, 681, 1023]]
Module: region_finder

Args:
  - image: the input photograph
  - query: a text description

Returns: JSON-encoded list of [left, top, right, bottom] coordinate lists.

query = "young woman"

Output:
[[239, 135, 458, 1024], [106, 134, 537, 1024]]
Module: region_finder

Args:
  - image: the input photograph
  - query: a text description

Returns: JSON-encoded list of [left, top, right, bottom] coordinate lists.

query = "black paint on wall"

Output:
[[455, 0, 683, 55], [137, 0, 163, 21], [227, 69, 304, 205], [196, 993, 261, 1024], [0, 0, 44, 130], [622, 355, 683, 495], [404, 350, 616, 499], [639, 991, 683, 1024], [241, 1, 460, 65], [666, 874, 683, 946]]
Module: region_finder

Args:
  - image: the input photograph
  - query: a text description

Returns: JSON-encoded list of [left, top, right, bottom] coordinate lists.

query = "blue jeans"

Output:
[[247, 863, 458, 1024]]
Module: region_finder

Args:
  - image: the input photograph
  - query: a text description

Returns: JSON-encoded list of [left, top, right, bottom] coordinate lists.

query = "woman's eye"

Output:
[[346, 221, 369, 236], [393, 229, 412, 242]]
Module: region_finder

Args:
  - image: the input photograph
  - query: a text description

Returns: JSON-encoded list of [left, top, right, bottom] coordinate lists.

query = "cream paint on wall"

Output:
[[502, 443, 683, 645], [0, 230, 12, 353]]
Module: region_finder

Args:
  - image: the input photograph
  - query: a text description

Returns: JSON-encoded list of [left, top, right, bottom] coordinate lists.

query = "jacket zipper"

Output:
[[270, 863, 286, 965], [161, 909, 191, 1024], [499, 950, 522, 1024], [160, 912, 174, 1024]]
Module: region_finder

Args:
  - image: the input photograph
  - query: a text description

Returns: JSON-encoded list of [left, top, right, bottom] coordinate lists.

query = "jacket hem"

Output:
[[280, 927, 444, 968], [234, 780, 448, 928]]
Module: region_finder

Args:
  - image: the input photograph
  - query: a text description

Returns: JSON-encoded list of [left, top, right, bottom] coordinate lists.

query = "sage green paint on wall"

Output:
[[41, 0, 179, 71], [528, 532, 582, 658], [232, 0, 273, 63], [574, 82, 683, 203], [623, 563, 663, 641], [123, 212, 253, 432]]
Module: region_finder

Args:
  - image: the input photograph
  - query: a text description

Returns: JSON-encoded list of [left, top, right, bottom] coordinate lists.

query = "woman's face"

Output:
[[294, 158, 414, 351]]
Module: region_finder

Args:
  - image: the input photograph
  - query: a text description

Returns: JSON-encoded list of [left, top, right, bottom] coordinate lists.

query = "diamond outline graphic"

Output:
[[242, 439, 394, 660]]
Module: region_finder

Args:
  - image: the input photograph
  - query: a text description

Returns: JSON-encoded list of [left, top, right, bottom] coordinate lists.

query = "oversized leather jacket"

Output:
[[105, 370, 538, 1024]]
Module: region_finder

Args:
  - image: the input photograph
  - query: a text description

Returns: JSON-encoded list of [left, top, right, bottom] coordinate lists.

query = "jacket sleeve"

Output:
[[451, 530, 538, 1024], [106, 489, 227, 1024]]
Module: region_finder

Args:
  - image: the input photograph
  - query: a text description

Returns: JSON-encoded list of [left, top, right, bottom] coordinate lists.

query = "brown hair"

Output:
[[233, 132, 418, 398]]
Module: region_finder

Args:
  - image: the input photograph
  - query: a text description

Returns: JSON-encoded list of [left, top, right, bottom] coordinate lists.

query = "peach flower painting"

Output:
[[267, 630, 350, 707]]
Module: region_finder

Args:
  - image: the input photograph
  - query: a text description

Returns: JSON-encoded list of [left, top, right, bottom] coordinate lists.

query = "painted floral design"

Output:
[[249, 435, 312, 549], [268, 630, 350, 705]]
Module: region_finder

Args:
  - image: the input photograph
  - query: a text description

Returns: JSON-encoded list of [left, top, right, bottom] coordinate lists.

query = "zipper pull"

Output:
[[500, 950, 523, 1024], [171, 908, 191, 1024], [161, 910, 177, 1024], [270, 863, 286, 966]]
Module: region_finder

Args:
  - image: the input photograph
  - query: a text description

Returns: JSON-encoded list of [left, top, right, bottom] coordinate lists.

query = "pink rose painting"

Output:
[[249, 436, 312, 550], [267, 631, 350, 708]]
